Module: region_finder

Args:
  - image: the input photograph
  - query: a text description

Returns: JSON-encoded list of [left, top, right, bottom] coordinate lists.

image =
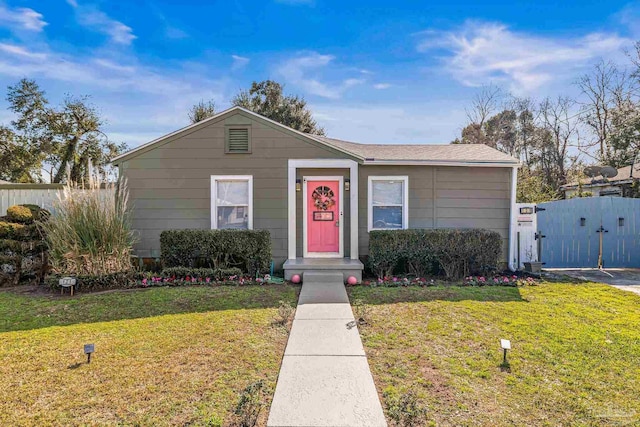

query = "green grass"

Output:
[[0, 285, 299, 426], [348, 282, 640, 426]]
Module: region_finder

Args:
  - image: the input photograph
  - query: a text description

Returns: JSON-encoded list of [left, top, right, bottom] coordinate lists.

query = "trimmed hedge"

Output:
[[46, 271, 141, 292], [6, 205, 33, 223], [0, 204, 50, 286], [160, 229, 271, 276], [368, 229, 502, 280], [161, 267, 243, 280]]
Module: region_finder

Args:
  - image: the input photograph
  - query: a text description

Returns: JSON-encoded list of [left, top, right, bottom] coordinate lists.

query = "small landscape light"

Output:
[[84, 343, 95, 364], [500, 339, 511, 365]]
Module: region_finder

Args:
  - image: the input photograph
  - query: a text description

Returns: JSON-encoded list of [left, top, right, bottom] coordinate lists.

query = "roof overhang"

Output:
[[361, 159, 520, 167], [561, 179, 634, 190]]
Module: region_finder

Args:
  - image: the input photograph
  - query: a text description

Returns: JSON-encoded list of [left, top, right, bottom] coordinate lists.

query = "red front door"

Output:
[[306, 179, 340, 254]]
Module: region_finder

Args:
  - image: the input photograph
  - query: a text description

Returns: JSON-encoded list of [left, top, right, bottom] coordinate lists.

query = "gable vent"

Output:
[[226, 128, 250, 153]]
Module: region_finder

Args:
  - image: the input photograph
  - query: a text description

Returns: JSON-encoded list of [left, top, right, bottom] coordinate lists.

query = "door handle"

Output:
[[335, 221, 340, 227]]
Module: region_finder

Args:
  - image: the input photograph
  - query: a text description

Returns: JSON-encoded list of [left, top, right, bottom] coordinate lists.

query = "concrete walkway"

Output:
[[267, 272, 387, 427], [547, 268, 640, 296]]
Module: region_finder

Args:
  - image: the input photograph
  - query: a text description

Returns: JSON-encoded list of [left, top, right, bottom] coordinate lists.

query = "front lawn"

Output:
[[348, 282, 640, 426], [0, 285, 299, 426]]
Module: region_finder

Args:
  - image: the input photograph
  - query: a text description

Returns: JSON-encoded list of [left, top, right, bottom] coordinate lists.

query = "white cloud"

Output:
[[0, 4, 47, 31], [0, 39, 230, 149], [231, 54, 250, 70], [418, 21, 632, 94], [373, 83, 391, 89], [68, 3, 136, 45], [276, 52, 364, 99], [0, 43, 47, 60]]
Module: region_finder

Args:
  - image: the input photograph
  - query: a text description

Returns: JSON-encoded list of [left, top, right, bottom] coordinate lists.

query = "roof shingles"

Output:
[[311, 135, 519, 164]]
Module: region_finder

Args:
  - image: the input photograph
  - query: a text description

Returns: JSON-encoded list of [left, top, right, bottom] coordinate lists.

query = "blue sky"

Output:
[[0, 0, 638, 149]]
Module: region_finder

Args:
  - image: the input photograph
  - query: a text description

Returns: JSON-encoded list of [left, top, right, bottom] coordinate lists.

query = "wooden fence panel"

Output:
[[0, 185, 113, 216]]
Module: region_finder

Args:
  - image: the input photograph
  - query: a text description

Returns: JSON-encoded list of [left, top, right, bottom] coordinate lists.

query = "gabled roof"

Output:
[[112, 106, 519, 166], [562, 164, 640, 189]]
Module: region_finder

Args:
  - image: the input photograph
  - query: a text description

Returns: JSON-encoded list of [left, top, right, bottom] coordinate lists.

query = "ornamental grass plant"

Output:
[[41, 177, 136, 276]]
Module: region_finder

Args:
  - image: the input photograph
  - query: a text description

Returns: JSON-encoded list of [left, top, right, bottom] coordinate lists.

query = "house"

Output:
[[562, 164, 640, 198], [111, 106, 520, 280]]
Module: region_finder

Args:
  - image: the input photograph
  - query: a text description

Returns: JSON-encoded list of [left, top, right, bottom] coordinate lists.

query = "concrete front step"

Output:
[[283, 258, 364, 282]]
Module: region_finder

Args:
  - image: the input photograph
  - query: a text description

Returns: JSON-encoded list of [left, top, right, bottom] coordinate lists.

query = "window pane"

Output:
[[217, 181, 248, 206], [372, 181, 402, 205], [218, 207, 248, 229], [372, 206, 402, 229]]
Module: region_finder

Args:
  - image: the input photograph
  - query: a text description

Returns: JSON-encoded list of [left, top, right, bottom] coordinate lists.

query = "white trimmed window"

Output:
[[211, 175, 253, 229], [368, 176, 409, 231]]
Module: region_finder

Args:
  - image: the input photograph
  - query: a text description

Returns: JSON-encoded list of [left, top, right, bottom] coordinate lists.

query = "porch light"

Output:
[[344, 178, 350, 191], [500, 339, 511, 365], [296, 179, 301, 192]]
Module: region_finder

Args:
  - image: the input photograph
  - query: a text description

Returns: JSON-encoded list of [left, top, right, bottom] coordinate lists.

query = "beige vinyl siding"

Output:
[[359, 165, 512, 261], [120, 111, 346, 265], [121, 108, 513, 267]]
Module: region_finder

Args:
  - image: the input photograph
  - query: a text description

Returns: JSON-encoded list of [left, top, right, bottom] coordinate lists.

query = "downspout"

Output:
[[508, 165, 519, 272]]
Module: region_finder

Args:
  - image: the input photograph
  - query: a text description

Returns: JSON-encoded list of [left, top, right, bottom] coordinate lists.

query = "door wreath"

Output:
[[312, 186, 335, 211]]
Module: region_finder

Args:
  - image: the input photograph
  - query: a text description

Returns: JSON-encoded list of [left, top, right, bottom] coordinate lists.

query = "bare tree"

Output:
[[465, 84, 504, 126], [577, 60, 637, 162], [536, 96, 580, 191]]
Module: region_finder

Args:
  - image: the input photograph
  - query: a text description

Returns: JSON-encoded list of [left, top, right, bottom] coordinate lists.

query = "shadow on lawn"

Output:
[[346, 285, 526, 305], [0, 284, 301, 333]]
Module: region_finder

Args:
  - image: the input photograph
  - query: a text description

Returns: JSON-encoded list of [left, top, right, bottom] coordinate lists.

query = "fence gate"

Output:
[[536, 197, 640, 268]]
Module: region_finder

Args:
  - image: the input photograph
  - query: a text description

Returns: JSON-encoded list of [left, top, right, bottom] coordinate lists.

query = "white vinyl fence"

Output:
[[0, 184, 113, 216]]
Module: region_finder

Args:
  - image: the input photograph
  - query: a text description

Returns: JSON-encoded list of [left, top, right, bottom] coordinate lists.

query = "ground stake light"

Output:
[[84, 344, 95, 364], [500, 339, 511, 365]]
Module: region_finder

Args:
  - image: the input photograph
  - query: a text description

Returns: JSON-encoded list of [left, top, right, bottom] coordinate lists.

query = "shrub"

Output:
[[368, 229, 502, 280], [230, 380, 266, 427], [0, 221, 25, 240], [21, 204, 50, 221], [161, 267, 243, 280], [40, 180, 136, 276], [0, 205, 49, 286], [6, 205, 33, 223], [160, 229, 271, 276], [46, 271, 141, 292], [383, 388, 428, 427], [275, 300, 295, 327]]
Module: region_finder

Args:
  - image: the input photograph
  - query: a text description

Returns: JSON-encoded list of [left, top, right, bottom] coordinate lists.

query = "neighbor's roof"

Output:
[[562, 164, 640, 189], [112, 106, 519, 166], [312, 135, 519, 164]]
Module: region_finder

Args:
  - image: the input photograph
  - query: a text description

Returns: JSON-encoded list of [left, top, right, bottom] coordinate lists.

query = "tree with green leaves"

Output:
[[188, 80, 325, 135], [188, 100, 216, 124], [1, 79, 125, 183], [232, 80, 325, 135]]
